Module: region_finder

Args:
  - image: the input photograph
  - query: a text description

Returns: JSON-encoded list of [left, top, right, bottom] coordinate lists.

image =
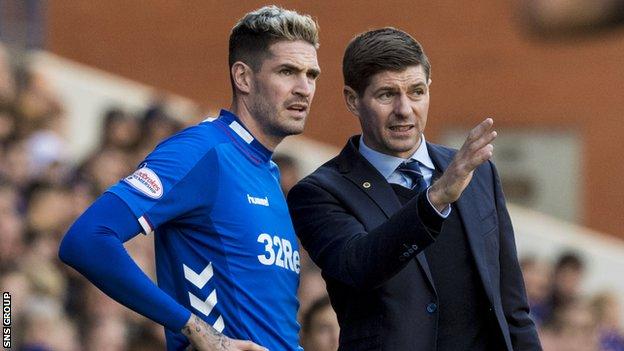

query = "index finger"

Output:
[[467, 117, 494, 142]]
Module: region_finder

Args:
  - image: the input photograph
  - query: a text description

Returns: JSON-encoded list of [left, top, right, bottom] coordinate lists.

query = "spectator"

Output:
[[521, 255, 554, 326], [137, 102, 182, 153], [0, 42, 186, 350], [544, 250, 586, 323], [0, 42, 15, 103], [301, 296, 340, 351], [100, 107, 140, 152], [540, 300, 600, 351], [592, 291, 624, 351]]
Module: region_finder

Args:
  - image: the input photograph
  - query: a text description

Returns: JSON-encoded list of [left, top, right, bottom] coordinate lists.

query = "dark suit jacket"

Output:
[[287, 136, 541, 351]]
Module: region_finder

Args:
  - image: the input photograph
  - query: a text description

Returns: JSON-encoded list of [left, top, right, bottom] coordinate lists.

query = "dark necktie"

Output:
[[397, 160, 427, 193]]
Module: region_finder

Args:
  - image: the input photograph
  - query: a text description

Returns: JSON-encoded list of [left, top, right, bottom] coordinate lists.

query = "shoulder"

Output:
[[154, 122, 226, 154], [132, 122, 232, 188], [298, 156, 343, 188], [146, 122, 229, 165], [288, 158, 341, 202]]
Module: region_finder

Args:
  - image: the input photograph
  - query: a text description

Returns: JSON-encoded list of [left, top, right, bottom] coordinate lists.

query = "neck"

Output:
[[230, 99, 281, 151]]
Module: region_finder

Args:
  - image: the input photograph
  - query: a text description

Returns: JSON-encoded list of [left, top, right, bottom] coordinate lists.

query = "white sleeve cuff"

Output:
[[426, 188, 451, 218]]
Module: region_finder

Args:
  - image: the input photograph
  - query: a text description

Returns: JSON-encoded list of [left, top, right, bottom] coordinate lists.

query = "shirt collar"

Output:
[[216, 109, 273, 163], [358, 134, 436, 180]]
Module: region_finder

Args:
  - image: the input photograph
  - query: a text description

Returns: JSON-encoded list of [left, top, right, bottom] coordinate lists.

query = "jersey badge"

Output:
[[124, 165, 164, 199]]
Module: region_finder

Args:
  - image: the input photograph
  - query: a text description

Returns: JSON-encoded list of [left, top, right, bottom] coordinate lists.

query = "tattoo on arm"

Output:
[[185, 315, 231, 350]]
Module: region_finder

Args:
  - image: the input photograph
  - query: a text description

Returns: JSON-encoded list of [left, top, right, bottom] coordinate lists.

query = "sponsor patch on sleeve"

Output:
[[124, 166, 164, 199]]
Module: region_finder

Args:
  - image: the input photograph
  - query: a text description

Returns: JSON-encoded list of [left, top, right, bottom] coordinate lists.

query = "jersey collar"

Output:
[[217, 109, 273, 163]]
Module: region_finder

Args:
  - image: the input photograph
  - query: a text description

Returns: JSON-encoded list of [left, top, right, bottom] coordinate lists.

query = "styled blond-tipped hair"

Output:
[[229, 5, 319, 73]]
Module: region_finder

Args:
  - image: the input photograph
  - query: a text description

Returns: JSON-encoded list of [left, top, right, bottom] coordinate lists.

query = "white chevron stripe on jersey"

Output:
[[188, 290, 218, 316], [183, 263, 213, 289], [213, 315, 225, 333]]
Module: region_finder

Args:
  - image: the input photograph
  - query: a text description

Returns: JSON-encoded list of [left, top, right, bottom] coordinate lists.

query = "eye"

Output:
[[307, 71, 320, 80], [280, 69, 293, 76], [379, 91, 393, 99]]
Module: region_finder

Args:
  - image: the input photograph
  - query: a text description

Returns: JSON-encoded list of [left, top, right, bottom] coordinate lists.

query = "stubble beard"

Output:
[[250, 95, 305, 139]]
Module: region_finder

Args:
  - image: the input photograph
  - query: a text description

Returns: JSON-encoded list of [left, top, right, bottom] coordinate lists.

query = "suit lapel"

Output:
[[338, 137, 402, 218], [428, 143, 496, 304], [337, 137, 437, 292]]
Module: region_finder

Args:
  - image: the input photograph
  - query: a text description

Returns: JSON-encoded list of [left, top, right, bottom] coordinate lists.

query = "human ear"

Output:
[[231, 61, 253, 94], [343, 86, 360, 117]]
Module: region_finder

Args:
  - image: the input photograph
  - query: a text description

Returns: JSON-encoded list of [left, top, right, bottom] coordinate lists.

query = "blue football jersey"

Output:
[[107, 110, 302, 350]]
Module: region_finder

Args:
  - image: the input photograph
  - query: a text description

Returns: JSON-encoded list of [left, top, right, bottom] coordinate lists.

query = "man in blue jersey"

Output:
[[59, 6, 320, 351]]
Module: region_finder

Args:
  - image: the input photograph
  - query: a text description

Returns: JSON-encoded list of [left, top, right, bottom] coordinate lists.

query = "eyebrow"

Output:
[[278, 63, 321, 78], [375, 82, 427, 94], [374, 86, 399, 94]]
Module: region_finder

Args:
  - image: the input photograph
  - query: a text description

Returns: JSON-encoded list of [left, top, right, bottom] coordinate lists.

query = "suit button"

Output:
[[426, 303, 437, 314]]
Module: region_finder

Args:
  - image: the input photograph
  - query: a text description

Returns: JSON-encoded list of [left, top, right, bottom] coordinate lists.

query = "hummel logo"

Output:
[[247, 194, 269, 207]]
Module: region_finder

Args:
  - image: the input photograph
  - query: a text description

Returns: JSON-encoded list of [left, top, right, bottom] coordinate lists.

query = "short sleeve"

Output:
[[107, 131, 219, 235]]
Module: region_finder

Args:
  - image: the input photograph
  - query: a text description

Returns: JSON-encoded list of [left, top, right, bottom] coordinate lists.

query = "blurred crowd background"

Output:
[[2, 0, 624, 350], [1, 44, 623, 351]]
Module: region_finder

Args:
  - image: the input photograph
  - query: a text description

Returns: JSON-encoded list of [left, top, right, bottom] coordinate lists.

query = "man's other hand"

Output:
[[428, 118, 497, 211], [182, 314, 268, 351]]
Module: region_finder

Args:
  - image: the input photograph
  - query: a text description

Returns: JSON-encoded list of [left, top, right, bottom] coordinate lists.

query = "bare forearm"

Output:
[[181, 314, 268, 351], [182, 314, 231, 350]]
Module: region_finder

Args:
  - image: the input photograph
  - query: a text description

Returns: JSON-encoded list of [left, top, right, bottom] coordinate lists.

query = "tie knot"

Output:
[[397, 160, 422, 174], [396, 160, 426, 192]]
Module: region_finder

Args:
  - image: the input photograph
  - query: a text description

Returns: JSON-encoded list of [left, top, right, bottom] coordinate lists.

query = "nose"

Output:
[[293, 74, 314, 98], [393, 93, 412, 118]]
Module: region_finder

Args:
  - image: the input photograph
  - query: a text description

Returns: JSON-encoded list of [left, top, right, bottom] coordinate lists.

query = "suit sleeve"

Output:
[[491, 163, 542, 350], [287, 180, 439, 290]]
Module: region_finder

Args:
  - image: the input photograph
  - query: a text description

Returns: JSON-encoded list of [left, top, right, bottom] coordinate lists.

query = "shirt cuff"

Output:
[[416, 188, 446, 236], [426, 187, 451, 218]]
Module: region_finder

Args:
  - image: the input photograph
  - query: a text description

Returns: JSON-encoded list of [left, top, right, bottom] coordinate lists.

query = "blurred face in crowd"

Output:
[[521, 259, 552, 303], [303, 304, 339, 351], [241, 40, 320, 147], [555, 265, 583, 298], [556, 302, 599, 351], [88, 148, 132, 192], [5, 141, 31, 187], [0, 212, 24, 266], [0, 271, 31, 317], [105, 116, 139, 149], [345, 65, 431, 159], [27, 187, 73, 234]]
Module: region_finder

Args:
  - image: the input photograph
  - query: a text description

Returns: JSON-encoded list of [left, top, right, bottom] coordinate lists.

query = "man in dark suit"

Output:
[[287, 28, 541, 351]]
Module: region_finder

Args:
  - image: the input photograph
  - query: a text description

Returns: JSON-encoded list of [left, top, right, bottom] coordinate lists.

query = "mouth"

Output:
[[286, 103, 308, 113], [388, 125, 414, 132]]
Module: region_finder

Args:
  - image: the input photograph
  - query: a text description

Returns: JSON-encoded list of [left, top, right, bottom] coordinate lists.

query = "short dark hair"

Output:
[[555, 251, 584, 272], [229, 6, 319, 72], [343, 27, 431, 96]]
